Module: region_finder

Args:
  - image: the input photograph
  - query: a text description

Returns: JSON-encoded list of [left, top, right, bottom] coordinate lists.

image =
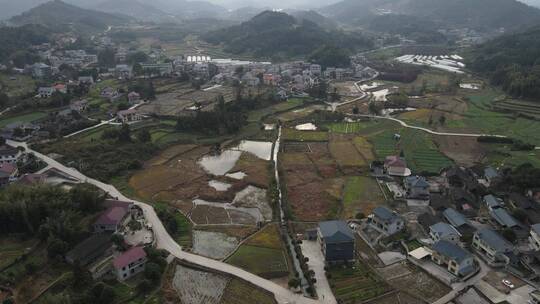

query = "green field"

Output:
[[0, 112, 47, 128], [0, 238, 37, 270], [248, 98, 305, 122], [326, 122, 371, 134], [329, 261, 392, 303], [283, 129, 328, 142], [342, 176, 385, 218], [154, 202, 192, 249], [226, 245, 288, 278], [0, 74, 36, 97], [369, 129, 453, 174]]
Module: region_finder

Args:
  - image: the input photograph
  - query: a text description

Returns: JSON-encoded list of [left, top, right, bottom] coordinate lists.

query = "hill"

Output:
[[321, 0, 540, 32], [92, 0, 174, 22], [290, 10, 338, 30], [9, 0, 132, 32], [467, 26, 540, 100], [201, 11, 372, 60], [0, 25, 49, 65]]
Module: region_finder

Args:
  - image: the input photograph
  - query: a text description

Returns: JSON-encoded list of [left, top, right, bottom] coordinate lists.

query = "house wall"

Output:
[[115, 257, 147, 281], [530, 231, 540, 251], [324, 242, 355, 263], [371, 217, 404, 236]]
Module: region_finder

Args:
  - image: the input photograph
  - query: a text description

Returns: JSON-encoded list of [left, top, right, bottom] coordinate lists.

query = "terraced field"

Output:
[[494, 99, 540, 119], [329, 261, 392, 303], [283, 129, 328, 142], [326, 122, 371, 134]]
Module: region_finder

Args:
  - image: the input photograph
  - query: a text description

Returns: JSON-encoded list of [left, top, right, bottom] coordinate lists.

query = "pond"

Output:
[[234, 140, 273, 161], [198, 150, 242, 175], [208, 180, 232, 191], [295, 123, 317, 131]]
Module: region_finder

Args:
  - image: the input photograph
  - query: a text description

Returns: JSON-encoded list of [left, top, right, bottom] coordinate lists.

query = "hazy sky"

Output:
[[205, 0, 342, 9]]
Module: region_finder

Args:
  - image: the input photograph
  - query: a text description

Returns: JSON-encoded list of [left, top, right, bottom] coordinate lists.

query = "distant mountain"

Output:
[[0, 25, 49, 64], [321, 0, 540, 32], [520, 0, 540, 8], [92, 0, 175, 22], [201, 10, 372, 60], [9, 0, 132, 32], [290, 10, 338, 30], [151, 0, 227, 19]]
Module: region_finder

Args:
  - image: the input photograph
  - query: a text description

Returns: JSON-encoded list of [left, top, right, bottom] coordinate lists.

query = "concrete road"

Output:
[[8, 140, 319, 304], [301, 241, 337, 304]]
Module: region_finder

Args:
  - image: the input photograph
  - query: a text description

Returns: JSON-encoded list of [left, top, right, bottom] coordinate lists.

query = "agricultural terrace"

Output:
[[283, 129, 328, 142], [0, 111, 47, 128], [226, 224, 290, 279], [248, 98, 305, 122], [328, 261, 392, 303], [0, 74, 36, 97]]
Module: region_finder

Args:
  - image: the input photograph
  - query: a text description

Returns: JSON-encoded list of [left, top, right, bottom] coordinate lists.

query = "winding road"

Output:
[[7, 139, 318, 304]]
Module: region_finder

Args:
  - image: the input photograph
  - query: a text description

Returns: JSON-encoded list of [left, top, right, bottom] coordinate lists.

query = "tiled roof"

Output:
[[113, 246, 146, 269], [95, 206, 129, 226], [318, 220, 355, 243], [432, 240, 472, 263]]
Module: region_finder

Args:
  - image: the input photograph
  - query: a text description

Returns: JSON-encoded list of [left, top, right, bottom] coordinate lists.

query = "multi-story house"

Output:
[[431, 240, 476, 277], [370, 207, 405, 236]]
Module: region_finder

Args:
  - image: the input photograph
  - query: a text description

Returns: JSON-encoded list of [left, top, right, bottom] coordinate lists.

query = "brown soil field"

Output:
[[230, 153, 270, 188], [353, 136, 375, 161], [433, 136, 485, 166], [191, 205, 231, 225], [329, 134, 367, 170], [195, 226, 257, 240]]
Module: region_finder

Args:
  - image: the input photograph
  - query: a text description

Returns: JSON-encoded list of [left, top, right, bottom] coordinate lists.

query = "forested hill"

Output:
[[467, 27, 540, 99], [10, 0, 132, 32], [201, 11, 373, 60], [321, 0, 540, 32], [0, 25, 49, 64]]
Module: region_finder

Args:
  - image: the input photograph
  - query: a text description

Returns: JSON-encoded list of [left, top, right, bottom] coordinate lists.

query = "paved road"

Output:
[[8, 140, 318, 304], [353, 114, 508, 138]]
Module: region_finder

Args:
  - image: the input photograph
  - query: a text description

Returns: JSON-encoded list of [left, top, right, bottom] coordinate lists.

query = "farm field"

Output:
[[386, 263, 451, 303], [226, 224, 290, 279], [0, 238, 38, 270], [282, 128, 328, 142], [0, 111, 47, 128], [248, 98, 305, 122], [220, 278, 277, 304], [342, 176, 385, 218], [328, 261, 392, 303], [326, 122, 372, 134], [0, 74, 36, 97]]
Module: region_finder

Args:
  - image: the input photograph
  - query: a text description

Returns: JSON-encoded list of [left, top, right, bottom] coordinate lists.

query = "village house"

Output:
[[0, 163, 18, 186], [241, 72, 260, 87], [443, 208, 473, 232], [113, 246, 147, 281], [530, 224, 540, 251], [310, 64, 322, 76], [141, 63, 174, 77], [66, 234, 113, 266], [484, 166, 499, 186], [114, 64, 133, 79], [128, 92, 141, 104], [94, 201, 133, 233], [100, 87, 120, 100], [0, 143, 22, 164], [37, 87, 55, 98], [431, 240, 476, 277], [30, 62, 52, 78], [263, 73, 281, 86], [317, 220, 356, 264], [369, 207, 405, 236], [78, 76, 94, 85], [404, 176, 430, 200], [70, 99, 89, 113], [384, 156, 410, 177], [472, 228, 513, 266], [429, 222, 461, 244], [489, 208, 519, 229], [484, 194, 503, 210], [117, 109, 143, 123]]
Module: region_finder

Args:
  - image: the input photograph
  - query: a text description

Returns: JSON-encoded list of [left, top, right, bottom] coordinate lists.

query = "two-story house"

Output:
[[370, 207, 405, 236], [0, 144, 22, 164], [431, 240, 476, 277], [429, 222, 461, 244], [384, 156, 410, 177], [404, 176, 430, 200], [94, 201, 133, 233], [483, 194, 503, 211], [472, 228, 513, 266], [113, 246, 147, 281], [317, 220, 355, 264]]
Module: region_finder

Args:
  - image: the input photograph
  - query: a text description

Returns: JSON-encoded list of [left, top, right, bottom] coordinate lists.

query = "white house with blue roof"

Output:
[[443, 208, 471, 229], [472, 228, 513, 266], [318, 220, 356, 264], [489, 208, 519, 229], [369, 207, 405, 236], [431, 240, 476, 277], [483, 194, 503, 211], [404, 176, 430, 200], [429, 222, 461, 244]]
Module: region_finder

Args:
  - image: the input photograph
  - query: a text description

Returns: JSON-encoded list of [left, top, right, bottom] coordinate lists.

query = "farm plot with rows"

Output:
[[342, 176, 385, 218], [328, 261, 392, 303], [226, 224, 290, 279]]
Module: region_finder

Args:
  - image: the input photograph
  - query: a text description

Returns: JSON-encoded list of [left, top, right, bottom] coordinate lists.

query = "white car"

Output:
[[502, 279, 515, 289]]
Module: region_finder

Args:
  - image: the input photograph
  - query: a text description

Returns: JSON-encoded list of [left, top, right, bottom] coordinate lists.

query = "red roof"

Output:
[[17, 173, 44, 185], [385, 156, 406, 168], [0, 163, 17, 175], [113, 246, 146, 269], [95, 206, 129, 226]]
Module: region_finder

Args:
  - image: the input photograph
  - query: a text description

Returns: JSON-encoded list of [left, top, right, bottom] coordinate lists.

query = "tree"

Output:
[[288, 278, 301, 289], [47, 237, 68, 259], [137, 279, 152, 294], [144, 262, 162, 283], [355, 212, 365, 220], [439, 115, 446, 125], [368, 102, 380, 115], [0, 93, 9, 108], [513, 209, 527, 223], [502, 228, 517, 243], [70, 183, 104, 213], [98, 48, 116, 68], [137, 129, 151, 142], [118, 124, 131, 142], [352, 106, 359, 114]]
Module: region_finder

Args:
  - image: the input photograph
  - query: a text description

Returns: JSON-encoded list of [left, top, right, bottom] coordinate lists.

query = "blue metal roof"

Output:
[[430, 222, 460, 238], [475, 229, 513, 252], [432, 240, 472, 263], [490, 208, 519, 228], [319, 220, 355, 243], [443, 208, 470, 227], [484, 195, 503, 209], [373, 206, 399, 222]]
